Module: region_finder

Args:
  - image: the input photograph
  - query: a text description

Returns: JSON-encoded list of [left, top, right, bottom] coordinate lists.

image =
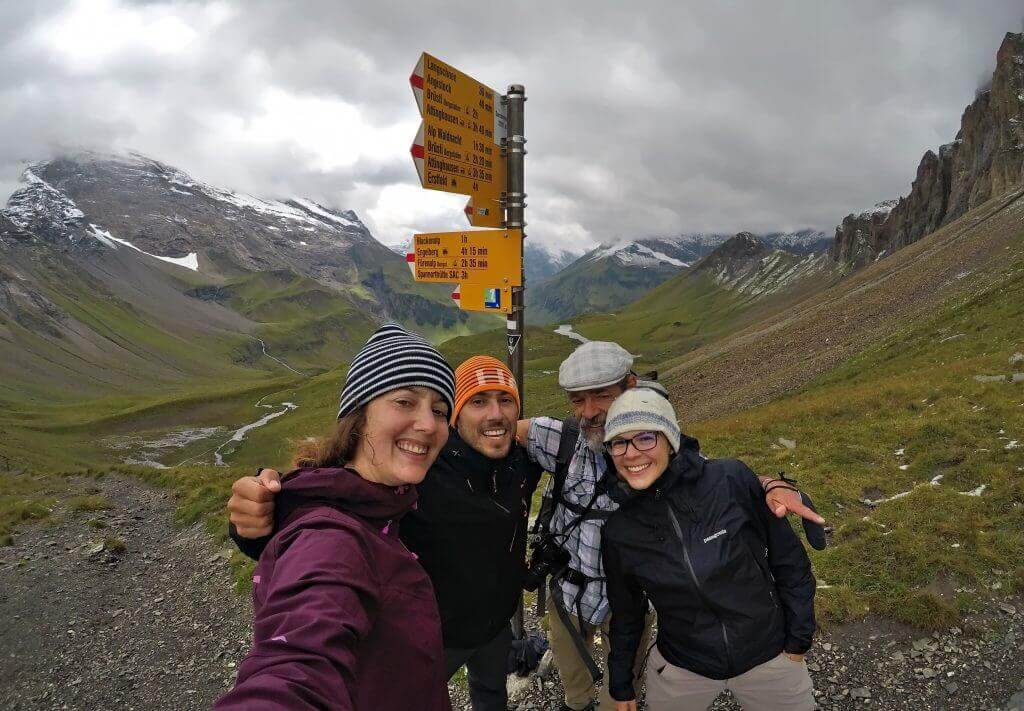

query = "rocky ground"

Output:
[[457, 601, 1024, 710], [2, 474, 1022, 710], [0, 475, 251, 710]]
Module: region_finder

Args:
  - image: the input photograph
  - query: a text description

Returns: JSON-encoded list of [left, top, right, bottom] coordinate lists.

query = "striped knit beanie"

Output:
[[452, 355, 520, 424], [603, 387, 681, 453], [337, 323, 455, 420]]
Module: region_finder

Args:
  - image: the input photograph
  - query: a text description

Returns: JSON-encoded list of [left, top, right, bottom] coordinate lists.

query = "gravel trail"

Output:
[[472, 599, 1024, 710], [0, 476, 250, 710]]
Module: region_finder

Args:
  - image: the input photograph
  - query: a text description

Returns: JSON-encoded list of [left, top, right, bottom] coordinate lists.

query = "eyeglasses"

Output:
[[606, 431, 660, 456]]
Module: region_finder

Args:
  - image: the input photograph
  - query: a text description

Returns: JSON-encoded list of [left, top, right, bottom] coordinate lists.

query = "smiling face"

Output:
[[455, 389, 519, 459], [567, 376, 636, 452], [348, 386, 450, 486], [608, 429, 672, 491]]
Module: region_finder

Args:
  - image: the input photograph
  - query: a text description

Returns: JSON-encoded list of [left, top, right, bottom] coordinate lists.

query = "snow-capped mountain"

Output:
[[528, 230, 831, 323], [524, 243, 578, 283], [3, 152, 388, 291], [0, 151, 490, 402]]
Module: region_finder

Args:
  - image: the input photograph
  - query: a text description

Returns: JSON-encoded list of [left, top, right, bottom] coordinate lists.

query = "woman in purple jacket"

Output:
[[216, 324, 457, 711]]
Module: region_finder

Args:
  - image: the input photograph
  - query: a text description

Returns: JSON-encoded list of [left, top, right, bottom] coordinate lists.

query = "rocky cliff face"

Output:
[[833, 32, 1024, 266]]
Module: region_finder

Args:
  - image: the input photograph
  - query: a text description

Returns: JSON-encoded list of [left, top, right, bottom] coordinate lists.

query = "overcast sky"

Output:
[[1, 1, 1021, 254]]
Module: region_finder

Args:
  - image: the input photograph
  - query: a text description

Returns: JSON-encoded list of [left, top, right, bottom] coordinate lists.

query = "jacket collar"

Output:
[[443, 428, 498, 469], [276, 466, 419, 528], [438, 428, 523, 476], [653, 435, 703, 494]]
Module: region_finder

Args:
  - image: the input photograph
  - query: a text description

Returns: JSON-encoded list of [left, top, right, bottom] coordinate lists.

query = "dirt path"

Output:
[[0, 476, 250, 710]]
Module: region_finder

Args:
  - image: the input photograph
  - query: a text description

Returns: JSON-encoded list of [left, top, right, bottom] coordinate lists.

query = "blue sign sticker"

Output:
[[484, 288, 500, 309]]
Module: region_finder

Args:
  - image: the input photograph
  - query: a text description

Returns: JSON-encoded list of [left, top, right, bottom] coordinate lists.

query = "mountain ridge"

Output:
[[528, 229, 830, 323], [831, 31, 1024, 267]]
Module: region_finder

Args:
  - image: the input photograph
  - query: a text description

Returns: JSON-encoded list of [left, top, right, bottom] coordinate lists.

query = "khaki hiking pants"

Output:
[[545, 607, 655, 711], [645, 645, 815, 710]]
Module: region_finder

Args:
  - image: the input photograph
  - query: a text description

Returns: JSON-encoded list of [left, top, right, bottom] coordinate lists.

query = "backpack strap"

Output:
[[531, 418, 580, 536], [552, 417, 580, 505]]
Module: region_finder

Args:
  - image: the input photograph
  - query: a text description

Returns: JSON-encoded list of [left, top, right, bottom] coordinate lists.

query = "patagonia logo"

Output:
[[703, 529, 727, 544]]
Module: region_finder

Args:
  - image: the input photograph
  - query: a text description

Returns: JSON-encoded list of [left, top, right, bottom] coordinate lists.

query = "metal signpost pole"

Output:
[[505, 85, 526, 406], [505, 84, 527, 641]]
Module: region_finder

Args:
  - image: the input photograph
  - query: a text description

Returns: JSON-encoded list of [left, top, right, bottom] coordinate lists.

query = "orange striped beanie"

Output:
[[452, 355, 521, 424]]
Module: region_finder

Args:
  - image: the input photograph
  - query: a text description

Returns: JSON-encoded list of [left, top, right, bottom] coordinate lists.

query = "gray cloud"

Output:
[[1, 0, 1022, 253]]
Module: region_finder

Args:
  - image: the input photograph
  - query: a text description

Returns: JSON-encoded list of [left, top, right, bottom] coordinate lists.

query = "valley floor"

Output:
[[1, 475, 1022, 711]]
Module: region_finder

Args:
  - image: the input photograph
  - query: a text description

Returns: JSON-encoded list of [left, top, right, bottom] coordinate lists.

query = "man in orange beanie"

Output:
[[228, 354, 543, 711]]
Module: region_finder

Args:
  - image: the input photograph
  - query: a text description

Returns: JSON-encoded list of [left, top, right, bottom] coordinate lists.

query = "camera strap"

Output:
[[548, 576, 603, 683]]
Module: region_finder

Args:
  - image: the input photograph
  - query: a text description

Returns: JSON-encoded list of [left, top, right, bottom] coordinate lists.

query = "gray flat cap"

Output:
[[558, 341, 634, 392]]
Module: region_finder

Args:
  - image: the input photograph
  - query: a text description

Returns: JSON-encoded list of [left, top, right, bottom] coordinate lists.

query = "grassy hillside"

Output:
[[692, 255, 1024, 627], [569, 272, 751, 372], [527, 251, 679, 324]]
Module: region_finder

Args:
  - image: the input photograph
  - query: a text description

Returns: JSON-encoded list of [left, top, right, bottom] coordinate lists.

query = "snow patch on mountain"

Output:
[[633, 244, 689, 267], [712, 249, 827, 297], [144, 157, 364, 233], [590, 241, 687, 268], [90, 224, 199, 271], [3, 168, 85, 231], [290, 198, 360, 228], [856, 200, 899, 220]]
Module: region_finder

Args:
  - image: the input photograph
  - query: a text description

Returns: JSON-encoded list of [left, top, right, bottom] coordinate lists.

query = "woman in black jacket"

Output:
[[600, 388, 816, 711]]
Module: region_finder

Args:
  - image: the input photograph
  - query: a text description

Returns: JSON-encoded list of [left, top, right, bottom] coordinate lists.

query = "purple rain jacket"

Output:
[[215, 467, 451, 711]]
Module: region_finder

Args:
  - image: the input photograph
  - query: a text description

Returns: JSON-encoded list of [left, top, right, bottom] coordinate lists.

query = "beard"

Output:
[[580, 415, 606, 453]]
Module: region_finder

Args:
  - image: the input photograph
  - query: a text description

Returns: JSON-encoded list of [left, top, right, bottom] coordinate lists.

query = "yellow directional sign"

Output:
[[464, 195, 503, 228], [450, 282, 514, 314], [410, 52, 508, 205], [408, 229, 522, 286]]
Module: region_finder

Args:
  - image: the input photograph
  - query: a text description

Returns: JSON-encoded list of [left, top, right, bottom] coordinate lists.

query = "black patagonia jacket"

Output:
[[601, 436, 816, 700], [232, 429, 543, 650]]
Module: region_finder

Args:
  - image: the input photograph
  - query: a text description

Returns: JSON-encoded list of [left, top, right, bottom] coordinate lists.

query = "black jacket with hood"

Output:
[[601, 435, 816, 700], [232, 429, 543, 650]]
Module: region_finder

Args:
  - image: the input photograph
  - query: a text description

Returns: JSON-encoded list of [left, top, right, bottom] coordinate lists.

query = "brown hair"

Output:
[[292, 408, 367, 469]]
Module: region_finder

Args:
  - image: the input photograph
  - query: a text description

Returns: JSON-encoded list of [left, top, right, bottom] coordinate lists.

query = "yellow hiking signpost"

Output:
[[410, 52, 507, 227], [406, 49, 529, 636]]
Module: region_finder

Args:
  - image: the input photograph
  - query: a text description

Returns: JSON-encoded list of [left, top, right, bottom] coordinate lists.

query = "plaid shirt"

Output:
[[527, 417, 617, 626]]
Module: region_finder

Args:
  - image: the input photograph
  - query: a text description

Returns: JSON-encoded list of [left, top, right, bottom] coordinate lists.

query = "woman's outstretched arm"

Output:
[[216, 513, 379, 710]]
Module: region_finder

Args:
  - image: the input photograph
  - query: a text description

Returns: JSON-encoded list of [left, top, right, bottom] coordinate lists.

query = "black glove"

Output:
[[800, 492, 827, 550]]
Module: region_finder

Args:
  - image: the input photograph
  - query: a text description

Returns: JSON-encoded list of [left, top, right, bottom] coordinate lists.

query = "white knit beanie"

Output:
[[603, 387, 681, 453]]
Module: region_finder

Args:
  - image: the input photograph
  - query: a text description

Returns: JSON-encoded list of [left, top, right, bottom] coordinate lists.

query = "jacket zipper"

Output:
[[665, 502, 736, 676]]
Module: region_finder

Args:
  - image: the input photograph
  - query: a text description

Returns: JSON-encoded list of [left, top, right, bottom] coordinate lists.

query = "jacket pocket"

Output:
[[739, 535, 780, 614]]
